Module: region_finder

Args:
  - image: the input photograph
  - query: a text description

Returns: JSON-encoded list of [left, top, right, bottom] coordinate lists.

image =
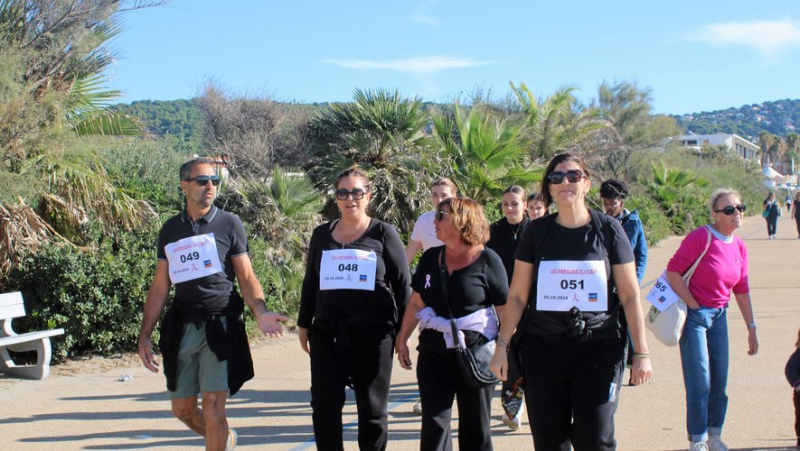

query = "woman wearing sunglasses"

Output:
[[490, 153, 652, 450], [395, 197, 508, 450], [664, 189, 758, 451], [298, 166, 411, 451]]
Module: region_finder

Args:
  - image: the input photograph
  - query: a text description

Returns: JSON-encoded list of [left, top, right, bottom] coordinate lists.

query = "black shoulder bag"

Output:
[[439, 248, 500, 387]]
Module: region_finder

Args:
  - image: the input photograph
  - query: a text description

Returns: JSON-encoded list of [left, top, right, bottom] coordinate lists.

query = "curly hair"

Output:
[[439, 197, 489, 245], [599, 179, 629, 200]]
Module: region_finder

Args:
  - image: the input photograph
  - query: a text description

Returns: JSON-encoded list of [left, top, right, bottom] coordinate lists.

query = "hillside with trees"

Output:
[[674, 99, 800, 140]]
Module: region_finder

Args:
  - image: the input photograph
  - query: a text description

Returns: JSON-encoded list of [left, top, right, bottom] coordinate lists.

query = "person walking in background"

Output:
[[404, 178, 458, 416], [490, 153, 652, 450], [138, 157, 288, 451], [763, 191, 781, 239], [785, 193, 793, 214], [600, 179, 648, 385], [487, 186, 530, 430], [666, 188, 758, 451], [298, 166, 411, 451], [396, 197, 508, 451], [790, 191, 800, 239], [405, 178, 458, 265], [785, 329, 800, 448], [526, 192, 548, 219]]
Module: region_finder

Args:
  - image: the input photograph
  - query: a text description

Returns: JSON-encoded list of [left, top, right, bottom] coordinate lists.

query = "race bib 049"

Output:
[[164, 233, 223, 284]]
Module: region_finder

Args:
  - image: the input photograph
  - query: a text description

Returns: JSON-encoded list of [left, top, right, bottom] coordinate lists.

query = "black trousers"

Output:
[[794, 390, 800, 440], [794, 215, 800, 237], [417, 345, 494, 451], [309, 328, 394, 451], [521, 334, 625, 451]]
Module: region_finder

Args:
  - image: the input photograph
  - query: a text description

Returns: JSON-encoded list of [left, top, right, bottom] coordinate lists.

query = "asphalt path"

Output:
[[1, 214, 798, 450]]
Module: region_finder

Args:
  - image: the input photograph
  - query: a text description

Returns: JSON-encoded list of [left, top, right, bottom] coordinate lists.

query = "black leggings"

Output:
[[522, 335, 625, 451], [795, 215, 800, 237]]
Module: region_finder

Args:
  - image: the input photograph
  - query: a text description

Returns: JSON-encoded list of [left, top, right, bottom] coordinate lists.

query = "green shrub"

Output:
[[2, 227, 159, 359], [627, 194, 672, 245]]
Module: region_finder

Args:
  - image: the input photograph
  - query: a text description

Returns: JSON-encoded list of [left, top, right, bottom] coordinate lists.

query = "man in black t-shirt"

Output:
[[138, 157, 288, 450]]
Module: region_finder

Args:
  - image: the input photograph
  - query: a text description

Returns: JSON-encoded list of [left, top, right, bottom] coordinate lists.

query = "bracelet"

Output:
[[747, 322, 757, 330], [497, 337, 510, 349], [632, 353, 650, 360]]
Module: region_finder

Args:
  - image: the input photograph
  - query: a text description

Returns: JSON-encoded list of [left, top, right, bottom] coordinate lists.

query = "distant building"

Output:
[[676, 132, 760, 163]]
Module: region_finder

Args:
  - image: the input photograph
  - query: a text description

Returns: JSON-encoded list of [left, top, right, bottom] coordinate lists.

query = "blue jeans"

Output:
[[680, 306, 729, 442]]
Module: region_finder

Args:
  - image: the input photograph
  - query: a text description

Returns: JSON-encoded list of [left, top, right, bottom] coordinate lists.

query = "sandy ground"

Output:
[[1, 214, 799, 450]]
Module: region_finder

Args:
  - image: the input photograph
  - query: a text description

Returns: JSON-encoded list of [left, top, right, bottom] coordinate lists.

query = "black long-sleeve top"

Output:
[[298, 218, 411, 333], [786, 348, 800, 388], [487, 217, 530, 285]]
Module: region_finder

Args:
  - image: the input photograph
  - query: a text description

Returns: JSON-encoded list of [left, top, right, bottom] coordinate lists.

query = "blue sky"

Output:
[[110, 0, 800, 115]]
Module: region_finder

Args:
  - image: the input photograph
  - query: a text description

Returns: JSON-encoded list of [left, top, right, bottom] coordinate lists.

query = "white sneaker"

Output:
[[708, 436, 728, 451], [501, 413, 522, 430], [689, 441, 708, 451], [412, 400, 422, 415], [226, 428, 237, 451]]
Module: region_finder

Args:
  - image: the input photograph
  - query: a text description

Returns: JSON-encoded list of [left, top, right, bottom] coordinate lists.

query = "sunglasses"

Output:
[[714, 204, 746, 215], [185, 175, 221, 186], [335, 188, 367, 201], [547, 170, 585, 184], [434, 209, 452, 221]]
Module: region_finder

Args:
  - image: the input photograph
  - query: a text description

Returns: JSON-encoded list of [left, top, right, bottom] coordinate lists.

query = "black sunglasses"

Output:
[[185, 175, 221, 186], [547, 170, 585, 184], [714, 204, 746, 215], [434, 209, 452, 221], [335, 188, 367, 201]]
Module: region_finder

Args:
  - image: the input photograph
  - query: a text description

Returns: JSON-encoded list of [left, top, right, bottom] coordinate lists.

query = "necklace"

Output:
[[508, 220, 524, 240]]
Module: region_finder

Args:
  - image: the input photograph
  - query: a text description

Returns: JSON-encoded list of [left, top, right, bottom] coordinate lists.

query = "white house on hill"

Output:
[[676, 133, 760, 163]]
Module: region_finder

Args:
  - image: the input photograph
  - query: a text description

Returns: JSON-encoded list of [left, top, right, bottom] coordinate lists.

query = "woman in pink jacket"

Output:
[[665, 188, 759, 451]]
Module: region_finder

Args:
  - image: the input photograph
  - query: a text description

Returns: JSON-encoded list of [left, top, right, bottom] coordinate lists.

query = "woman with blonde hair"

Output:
[[396, 197, 508, 450], [666, 188, 757, 450]]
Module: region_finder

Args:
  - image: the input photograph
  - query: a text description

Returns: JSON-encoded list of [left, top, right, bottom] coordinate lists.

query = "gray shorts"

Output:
[[169, 318, 228, 399]]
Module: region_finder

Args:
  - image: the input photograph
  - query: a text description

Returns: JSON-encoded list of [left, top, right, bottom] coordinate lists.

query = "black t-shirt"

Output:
[[412, 246, 508, 352], [156, 206, 248, 314], [514, 212, 634, 335], [487, 217, 530, 285], [298, 219, 411, 332]]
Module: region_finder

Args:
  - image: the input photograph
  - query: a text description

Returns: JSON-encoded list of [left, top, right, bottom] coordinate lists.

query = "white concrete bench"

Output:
[[0, 292, 65, 380]]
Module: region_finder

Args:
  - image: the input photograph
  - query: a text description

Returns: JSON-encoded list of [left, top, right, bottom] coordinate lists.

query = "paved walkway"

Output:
[[1, 214, 799, 450]]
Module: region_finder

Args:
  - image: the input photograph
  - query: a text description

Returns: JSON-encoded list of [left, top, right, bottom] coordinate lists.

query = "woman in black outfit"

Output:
[[487, 185, 530, 431], [298, 166, 411, 451], [490, 153, 653, 450], [790, 191, 800, 239], [396, 197, 508, 451]]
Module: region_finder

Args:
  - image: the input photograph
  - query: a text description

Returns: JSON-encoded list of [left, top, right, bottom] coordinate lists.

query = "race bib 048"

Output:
[[320, 249, 377, 291]]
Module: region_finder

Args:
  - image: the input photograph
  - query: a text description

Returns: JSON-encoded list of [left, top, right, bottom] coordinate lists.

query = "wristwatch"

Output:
[[747, 322, 757, 330]]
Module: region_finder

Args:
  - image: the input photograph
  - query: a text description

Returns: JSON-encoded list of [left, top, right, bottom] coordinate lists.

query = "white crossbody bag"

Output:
[[645, 227, 712, 347]]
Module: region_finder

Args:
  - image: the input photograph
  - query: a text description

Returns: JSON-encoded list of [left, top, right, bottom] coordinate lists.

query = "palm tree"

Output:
[[0, 0, 164, 266], [510, 82, 605, 161], [431, 104, 537, 206], [304, 88, 434, 232]]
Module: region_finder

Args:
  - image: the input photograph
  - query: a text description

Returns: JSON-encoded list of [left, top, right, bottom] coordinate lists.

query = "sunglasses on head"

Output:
[[185, 175, 221, 186], [547, 170, 585, 184], [714, 204, 746, 215], [434, 209, 452, 221], [335, 188, 367, 201]]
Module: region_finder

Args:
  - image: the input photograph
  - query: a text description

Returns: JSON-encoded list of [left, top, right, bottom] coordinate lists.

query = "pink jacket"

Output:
[[666, 226, 749, 308]]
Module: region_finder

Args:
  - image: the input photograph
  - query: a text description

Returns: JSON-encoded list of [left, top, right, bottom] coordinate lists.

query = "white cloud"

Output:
[[685, 19, 800, 56], [410, 12, 439, 25], [321, 56, 492, 73]]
